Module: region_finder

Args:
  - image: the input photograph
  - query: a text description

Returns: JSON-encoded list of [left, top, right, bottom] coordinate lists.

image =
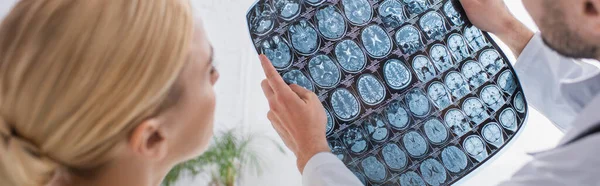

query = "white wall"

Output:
[[0, 1, 15, 18], [0, 1, 565, 186]]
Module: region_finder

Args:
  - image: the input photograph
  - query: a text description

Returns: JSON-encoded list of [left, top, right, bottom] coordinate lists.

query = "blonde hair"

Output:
[[0, 0, 194, 186]]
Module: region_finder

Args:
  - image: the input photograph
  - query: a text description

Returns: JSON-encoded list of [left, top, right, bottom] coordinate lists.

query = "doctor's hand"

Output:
[[258, 55, 331, 174], [460, 0, 534, 56]]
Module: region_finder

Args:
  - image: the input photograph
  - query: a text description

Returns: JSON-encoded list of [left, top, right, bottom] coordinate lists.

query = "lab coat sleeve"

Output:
[[497, 134, 600, 186], [302, 152, 364, 186], [514, 33, 600, 131]]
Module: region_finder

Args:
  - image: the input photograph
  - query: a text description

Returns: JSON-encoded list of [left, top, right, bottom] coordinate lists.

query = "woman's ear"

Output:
[[129, 119, 168, 161]]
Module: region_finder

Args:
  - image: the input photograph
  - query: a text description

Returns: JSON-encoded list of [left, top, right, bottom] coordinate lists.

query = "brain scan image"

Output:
[[423, 118, 449, 145], [248, 3, 276, 36], [329, 140, 347, 161], [430, 44, 454, 72], [383, 59, 412, 90], [480, 85, 506, 111], [335, 40, 367, 73], [444, 109, 472, 137], [420, 159, 447, 186], [443, 1, 464, 26], [463, 135, 489, 162], [352, 171, 367, 185], [342, 0, 373, 26], [427, 82, 453, 109], [444, 72, 471, 99], [463, 26, 488, 51], [498, 70, 517, 95], [461, 60, 489, 89], [363, 114, 390, 142], [441, 146, 469, 173], [447, 33, 471, 62], [352, 171, 368, 185], [331, 88, 361, 121], [385, 100, 411, 130], [247, 0, 528, 184], [406, 89, 432, 117], [288, 20, 320, 55], [282, 69, 314, 92], [382, 143, 408, 171], [499, 108, 518, 132], [431, 0, 444, 4], [361, 25, 393, 58], [400, 171, 427, 186], [316, 5, 347, 40], [403, 131, 429, 157], [462, 97, 490, 125], [479, 49, 505, 76], [305, 0, 325, 5], [261, 36, 293, 69], [379, 0, 406, 29], [403, 0, 429, 16], [396, 25, 425, 55], [343, 126, 369, 154], [325, 108, 335, 135], [412, 55, 438, 82], [362, 156, 388, 183], [308, 55, 341, 88], [514, 92, 526, 113], [357, 74, 387, 105], [482, 122, 505, 148], [273, 0, 301, 20], [420, 11, 448, 40]]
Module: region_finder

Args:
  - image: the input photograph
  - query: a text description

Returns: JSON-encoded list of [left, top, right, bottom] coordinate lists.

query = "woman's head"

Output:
[[0, 0, 219, 185]]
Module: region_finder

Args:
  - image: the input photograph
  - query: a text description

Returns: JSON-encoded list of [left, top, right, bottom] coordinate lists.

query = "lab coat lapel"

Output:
[[558, 94, 600, 146]]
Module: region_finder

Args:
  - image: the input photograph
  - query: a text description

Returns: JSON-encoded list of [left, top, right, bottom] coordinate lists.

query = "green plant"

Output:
[[162, 128, 285, 186]]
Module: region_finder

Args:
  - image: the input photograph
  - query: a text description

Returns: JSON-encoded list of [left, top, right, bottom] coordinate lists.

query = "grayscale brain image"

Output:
[[247, 0, 528, 185]]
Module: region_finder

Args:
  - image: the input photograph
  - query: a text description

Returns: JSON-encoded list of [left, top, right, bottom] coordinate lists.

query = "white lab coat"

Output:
[[302, 33, 600, 186]]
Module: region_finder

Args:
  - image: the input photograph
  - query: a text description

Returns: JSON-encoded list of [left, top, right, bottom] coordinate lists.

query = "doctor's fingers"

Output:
[[259, 55, 304, 107], [459, 0, 481, 6], [290, 84, 326, 117], [261, 79, 275, 101], [289, 84, 318, 103], [267, 111, 297, 152], [261, 80, 302, 115], [267, 111, 293, 137], [261, 79, 285, 112]]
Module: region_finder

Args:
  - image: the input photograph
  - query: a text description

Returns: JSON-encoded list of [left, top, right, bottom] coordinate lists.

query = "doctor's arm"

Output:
[[461, 0, 600, 131], [258, 55, 363, 186]]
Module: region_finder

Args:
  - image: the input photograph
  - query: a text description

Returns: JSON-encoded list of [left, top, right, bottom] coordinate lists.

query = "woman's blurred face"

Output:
[[162, 23, 220, 161]]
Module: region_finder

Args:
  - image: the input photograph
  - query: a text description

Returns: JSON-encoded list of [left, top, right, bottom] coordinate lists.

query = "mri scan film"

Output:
[[247, 0, 528, 185]]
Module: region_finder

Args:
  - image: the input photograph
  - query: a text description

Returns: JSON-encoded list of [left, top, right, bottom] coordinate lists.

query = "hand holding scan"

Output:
[[245, 0, 530, 184], [259, 55, 330, 173], [458, 0, 517, 35], [459, 0, 533, 55]]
